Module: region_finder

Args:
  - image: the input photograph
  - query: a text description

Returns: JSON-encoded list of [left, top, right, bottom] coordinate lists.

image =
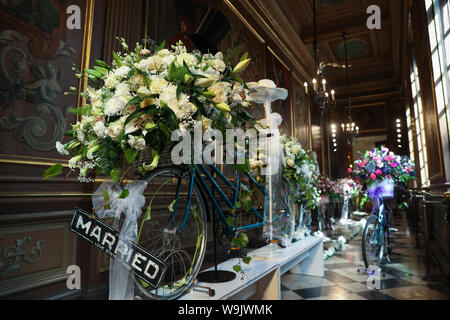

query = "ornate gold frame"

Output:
[[0, 0, 96, 168]]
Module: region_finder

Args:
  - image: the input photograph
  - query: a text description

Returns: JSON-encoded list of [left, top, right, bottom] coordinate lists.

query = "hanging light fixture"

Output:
[[304, 0, 336, 116], [340, 32, 359, 145]]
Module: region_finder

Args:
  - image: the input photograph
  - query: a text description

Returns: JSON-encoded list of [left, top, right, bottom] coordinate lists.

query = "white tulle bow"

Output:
[[92, 180, 147, 300]]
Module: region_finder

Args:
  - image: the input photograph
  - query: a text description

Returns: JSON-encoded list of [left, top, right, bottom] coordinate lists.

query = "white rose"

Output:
[[175, 52, 196, 68], [290, 145, 301, 155], [104, 96, 125, 116], [157, 49, 171, 58], [286, 157, 295, 167], [150, 77, 168, 94], [128, 135, 146, 151], [93, 121, 107, 138], [149, 56, 164, 71], [211, 58, 226, 72], [107, 120, 124, 141], [209, 82, 231, 104], [115, 83, 130, 97], [114, 66, 131, 78], [105, 74, 119, 89]]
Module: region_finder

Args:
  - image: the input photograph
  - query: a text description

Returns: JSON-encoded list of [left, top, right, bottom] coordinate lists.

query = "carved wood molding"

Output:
[[228, 0, 315, 82]]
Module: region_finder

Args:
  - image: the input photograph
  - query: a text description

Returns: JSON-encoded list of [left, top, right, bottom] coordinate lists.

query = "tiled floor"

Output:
[[281, 212, 450, 300]]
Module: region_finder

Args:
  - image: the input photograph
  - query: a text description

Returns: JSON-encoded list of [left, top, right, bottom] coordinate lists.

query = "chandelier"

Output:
[[304, 0, 336, 116], [340, 32, 359, 145]]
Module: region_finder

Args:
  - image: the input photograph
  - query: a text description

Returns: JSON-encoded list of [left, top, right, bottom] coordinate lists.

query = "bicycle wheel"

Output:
[[362, 214, 386, 268], [134, 167, 207, 300], [270, 177, 296, 247]]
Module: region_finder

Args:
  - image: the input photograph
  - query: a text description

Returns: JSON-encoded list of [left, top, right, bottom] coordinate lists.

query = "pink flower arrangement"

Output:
[[351, 147, 415, 187]]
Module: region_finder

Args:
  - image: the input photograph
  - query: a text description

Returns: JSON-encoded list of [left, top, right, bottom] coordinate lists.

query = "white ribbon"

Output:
[[92, 180, 147, 300]]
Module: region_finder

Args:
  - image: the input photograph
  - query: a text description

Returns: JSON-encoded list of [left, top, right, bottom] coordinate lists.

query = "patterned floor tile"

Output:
[[363, 278, 415, 290], [294, 285, 352, 299], [332, 267, 396, 282], [427, 283, 450, 295], [281, 274, 335, 290], [307, 293, 368, 300], [281, 290, 304, 300], [324, 256, 349, 265], [381, 286, 450, 300], [280, 212, 450, 301], [325, 262, 364, 270], [323, 270, 358, 284], [356, 290, 396, 300], [337, 282, 375, 293]]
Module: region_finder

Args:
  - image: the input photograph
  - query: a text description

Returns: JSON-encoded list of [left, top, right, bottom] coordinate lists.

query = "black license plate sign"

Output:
[[70, 208, 167, 289]]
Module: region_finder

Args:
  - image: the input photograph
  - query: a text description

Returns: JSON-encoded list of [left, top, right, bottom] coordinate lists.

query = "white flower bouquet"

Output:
[[280, 135, 321, 209], [43, 39, 255, 186]]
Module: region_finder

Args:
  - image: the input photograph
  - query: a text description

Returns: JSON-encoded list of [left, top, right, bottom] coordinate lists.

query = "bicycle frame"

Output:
[[171, 160, 291, 235], [369, 199, 390, 254]]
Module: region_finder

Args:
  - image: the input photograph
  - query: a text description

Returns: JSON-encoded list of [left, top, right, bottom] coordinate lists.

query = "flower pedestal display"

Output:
[[333, 178, 362, 226], [247, 80, 291, 260], [278, 135, 320, 242]]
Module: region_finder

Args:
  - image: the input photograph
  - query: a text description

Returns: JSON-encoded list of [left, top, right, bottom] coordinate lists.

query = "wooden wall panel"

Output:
[[0, 213, 77, 298], [291, 78, 311, 149]]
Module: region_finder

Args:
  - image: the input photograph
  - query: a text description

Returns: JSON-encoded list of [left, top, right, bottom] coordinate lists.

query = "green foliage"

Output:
[[118, 189, 129, 199], [110, 169, 120, 184], [43, 164, 63, 179], [232, 232, 249, 249], [125, 148, 139, 163]]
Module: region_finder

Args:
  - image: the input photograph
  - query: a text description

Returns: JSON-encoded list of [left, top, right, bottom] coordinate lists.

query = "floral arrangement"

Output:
[[332, 178, 362, 200], [350, 147, 415, 186], [43, 39, 255, 184], [280, 135, 321, 209], [317, 176, 336, 200]]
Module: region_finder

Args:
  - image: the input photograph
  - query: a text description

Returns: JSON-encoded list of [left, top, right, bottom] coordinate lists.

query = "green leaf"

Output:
[[125, 148, 139, 163], [102, 190, 110, 202], [64, 130, 75, 136], [124, 105, 158, 126], [240, 194, 252, 213], [226, 216, 237, 227], [232, 162, 250, 174], [155, 40, 166, 52], [176, 85, 184, 101], [145, 122, 157, 130], [242, 256, 252, 265], [231, 76, 244, 84], [240, 52, 249, 62], [240, 183, 251, 195], [84, 69, 103, 78], [162, 106, 179, 130], [124, 96, 142, 109], [95, 60, 108, 68], [168, 61, 190, 82], [202, 91, 216, 99], [233, 265, 242, 273], [118, 189, 129, 199], [168, 199, 177, 212], [232, 232, 249, 248], [93, 66, 108, 75], [110, 169, 120, 183], [43, 164, 63, 180], [113, 51, 123, 67]]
